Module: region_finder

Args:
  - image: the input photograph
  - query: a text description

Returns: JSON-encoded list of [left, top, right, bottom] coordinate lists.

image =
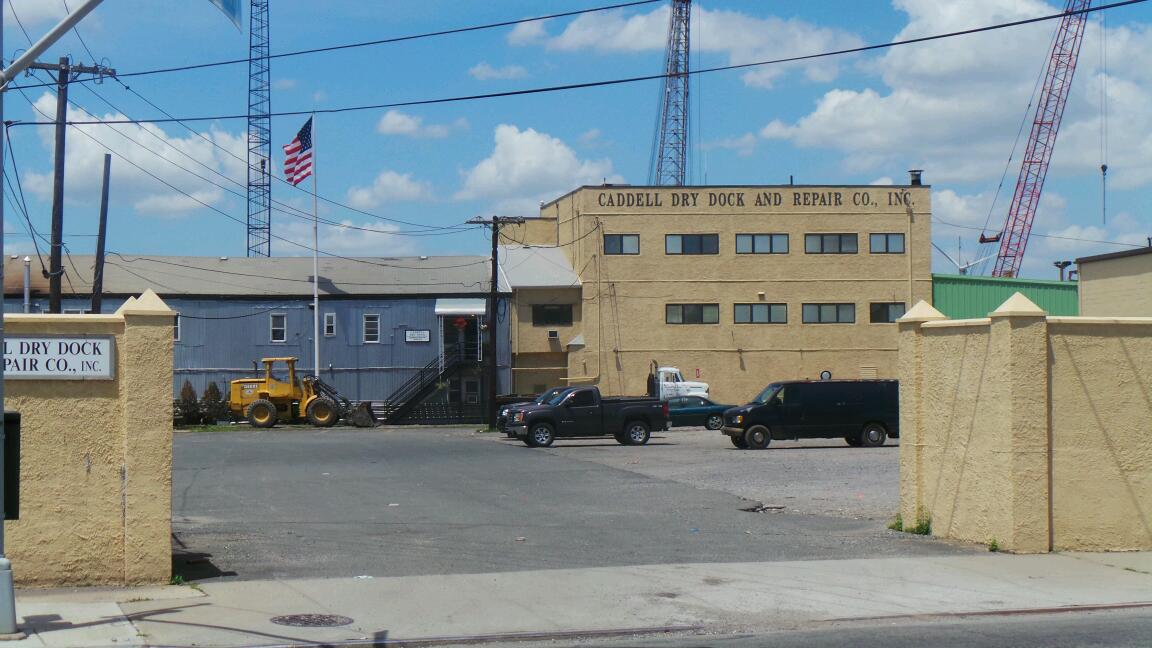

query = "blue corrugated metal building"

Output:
[[5, 254, 511, 424]]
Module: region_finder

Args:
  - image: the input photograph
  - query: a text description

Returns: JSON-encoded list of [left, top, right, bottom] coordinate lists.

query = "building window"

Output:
[[604, 234, 639, 255], [324, 312, 336, 336], [270, 313, 287, 342], [173, 314, 181, 342], [666, 303, 719, 325], [734, 303, 787, 324], [870, 233, 906, 254], [363, 314, 380, 343], [802, 303, 856, 324], [666, 234, 719, 255], [870, 302, 907, 323], [736, 233, 789, 254], [532, 304, 573, 326], [62, 308, 91, 314], [805, 233, 858, 254]]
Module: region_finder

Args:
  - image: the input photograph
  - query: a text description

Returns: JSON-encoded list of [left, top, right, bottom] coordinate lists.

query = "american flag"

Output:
[[282, 117, 314, 186]]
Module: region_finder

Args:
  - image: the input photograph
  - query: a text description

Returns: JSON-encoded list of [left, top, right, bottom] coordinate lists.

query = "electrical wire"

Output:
[[10, 80, 489, 270], [108, 79, 476, 234], [934, 217, 1143, 248], [12, 0, 1145, 127]]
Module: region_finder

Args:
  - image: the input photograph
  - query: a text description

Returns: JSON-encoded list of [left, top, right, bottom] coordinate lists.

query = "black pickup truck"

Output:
[[506, 386, 669, 447]]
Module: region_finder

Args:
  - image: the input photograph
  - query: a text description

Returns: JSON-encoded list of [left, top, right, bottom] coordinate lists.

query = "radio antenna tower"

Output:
[[247, 0, 272, 256], [649, 0, 691, 186]]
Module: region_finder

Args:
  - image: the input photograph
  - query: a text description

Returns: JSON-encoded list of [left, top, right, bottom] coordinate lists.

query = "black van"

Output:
[[721, 380, 898, 449]]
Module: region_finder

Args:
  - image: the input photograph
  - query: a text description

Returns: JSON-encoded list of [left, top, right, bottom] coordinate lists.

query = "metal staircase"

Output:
[[376, 344, 479, 424]]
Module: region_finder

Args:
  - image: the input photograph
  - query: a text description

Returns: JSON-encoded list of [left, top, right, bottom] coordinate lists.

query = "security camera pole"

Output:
[[468, 216, 523, 429]]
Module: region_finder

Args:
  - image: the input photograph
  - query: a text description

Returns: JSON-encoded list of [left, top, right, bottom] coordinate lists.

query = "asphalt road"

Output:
[[173, 427, 969, 582], [490, 428, 904, 520]]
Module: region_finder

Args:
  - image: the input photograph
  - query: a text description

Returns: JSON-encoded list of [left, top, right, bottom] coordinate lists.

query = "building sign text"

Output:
[[3, 336, 115, 380], [595, 189, 917, 211]]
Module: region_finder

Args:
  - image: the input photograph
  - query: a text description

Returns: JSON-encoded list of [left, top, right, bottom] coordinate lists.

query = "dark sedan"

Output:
[[667, 396, 735, 430]]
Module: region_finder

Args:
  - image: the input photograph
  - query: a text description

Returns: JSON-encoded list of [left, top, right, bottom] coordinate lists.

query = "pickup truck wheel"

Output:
[[625, 421, 651, 445], [730, 435, 749, 449], [744, 425, 771, 450], [527, 423, 555, 448], [705, 414, 724, 430], [860, 423, 888, 448]]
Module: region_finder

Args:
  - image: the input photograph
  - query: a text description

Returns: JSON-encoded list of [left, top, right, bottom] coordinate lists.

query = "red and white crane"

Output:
[[982, 0, 1092, 277]]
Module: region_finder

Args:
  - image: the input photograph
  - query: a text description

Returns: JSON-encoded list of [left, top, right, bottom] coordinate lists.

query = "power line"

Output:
[[934, 217, 1144, 248], [11, 0, 1146, 127], [11, 74, 488, 265], [27, 1, 665, 84]]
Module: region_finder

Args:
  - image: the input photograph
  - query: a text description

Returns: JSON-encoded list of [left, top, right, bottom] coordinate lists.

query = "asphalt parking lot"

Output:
[[491, 428, 902, 520], [173, 426, 965, 582]]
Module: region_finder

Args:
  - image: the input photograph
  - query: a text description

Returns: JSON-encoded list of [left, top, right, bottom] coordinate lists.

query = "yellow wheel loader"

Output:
[[228, 357, 378, 428]]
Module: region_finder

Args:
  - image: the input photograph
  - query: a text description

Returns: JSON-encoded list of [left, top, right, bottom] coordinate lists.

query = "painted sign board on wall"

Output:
[[405, 330, 431, 343], [3, 336, 115, 379]]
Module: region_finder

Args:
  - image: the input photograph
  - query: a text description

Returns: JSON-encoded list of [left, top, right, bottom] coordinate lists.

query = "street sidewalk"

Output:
[[9, 552, 1152, 647]]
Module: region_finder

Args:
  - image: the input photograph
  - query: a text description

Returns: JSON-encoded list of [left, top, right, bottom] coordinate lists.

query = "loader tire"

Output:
[[247, 399, 278, 428], [306, 398, 340, 427]]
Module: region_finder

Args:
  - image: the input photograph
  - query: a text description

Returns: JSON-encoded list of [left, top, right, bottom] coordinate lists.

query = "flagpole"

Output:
[[311, 113, 320, 380]]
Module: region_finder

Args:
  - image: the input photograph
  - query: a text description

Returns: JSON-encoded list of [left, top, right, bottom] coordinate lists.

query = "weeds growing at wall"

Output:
[[887, 512, 932, 535]]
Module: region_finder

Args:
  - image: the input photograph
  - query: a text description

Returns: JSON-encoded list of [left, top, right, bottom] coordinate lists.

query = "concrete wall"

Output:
[[514, 184, 932, 404], [1078, 250, 1152, 317], [899, 295, 1152, 552], [4, 291, 174, 586]]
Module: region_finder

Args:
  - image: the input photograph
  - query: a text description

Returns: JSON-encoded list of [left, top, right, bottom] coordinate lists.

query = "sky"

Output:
[[1, 0, 1150, 280]]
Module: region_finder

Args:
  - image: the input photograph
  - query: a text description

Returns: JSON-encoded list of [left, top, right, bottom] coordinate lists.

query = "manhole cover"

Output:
[[270, 614, 354, 627]]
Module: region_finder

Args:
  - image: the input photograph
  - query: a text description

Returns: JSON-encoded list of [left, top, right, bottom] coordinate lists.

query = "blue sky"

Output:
[[2, 0, 1150, 279]]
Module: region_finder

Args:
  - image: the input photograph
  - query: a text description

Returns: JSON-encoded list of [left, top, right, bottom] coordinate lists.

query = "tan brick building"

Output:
[[1075, 246, 1152, 317], [502, 177, 932, 404]]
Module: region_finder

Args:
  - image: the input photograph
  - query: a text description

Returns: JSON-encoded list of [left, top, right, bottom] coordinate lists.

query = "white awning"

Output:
[[567, 334, 585, 347], [435, 298, 487, 316]]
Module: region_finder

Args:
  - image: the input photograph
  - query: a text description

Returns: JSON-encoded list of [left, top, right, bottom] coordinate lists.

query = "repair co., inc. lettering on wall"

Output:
[[3, 336, 115, 379]]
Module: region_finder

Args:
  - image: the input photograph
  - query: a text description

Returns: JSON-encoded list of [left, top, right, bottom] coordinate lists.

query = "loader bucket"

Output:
[[346, 401, 379, 428]]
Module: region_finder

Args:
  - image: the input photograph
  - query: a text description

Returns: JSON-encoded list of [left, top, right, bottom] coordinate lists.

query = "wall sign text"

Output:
[[3, 336, 115, 380]]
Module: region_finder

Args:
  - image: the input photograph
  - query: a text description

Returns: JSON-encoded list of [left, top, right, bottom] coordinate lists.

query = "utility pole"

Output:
[[91, 154, 112, 313], [29, 56, 115, 313], [468, 215, 523, 429]]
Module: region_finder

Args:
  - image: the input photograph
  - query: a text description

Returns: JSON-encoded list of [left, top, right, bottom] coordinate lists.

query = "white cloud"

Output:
[[312, 90, 328, 103], [519, 5, 862, 88], [869, 177, 895, 185], [271, 218, 413, 257], [469, 62, 528, 81], [22, 92, 246, 217], [703, 133, 757, 157], [578, 128, 607, 149], [376, 110, 465, 139], [761, 0, 1152, 187], [345, 171, 432, 210], [457, 124, 623, 214], [5, 0, 67, 26], [507, 20, 547, 46], [272, 78, 298, 90]]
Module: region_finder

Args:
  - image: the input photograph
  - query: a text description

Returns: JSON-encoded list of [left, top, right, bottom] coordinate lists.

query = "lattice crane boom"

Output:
[[651, 0, 691, 186], [991, 0, 1091, 277], [247, 0, 272, 257]]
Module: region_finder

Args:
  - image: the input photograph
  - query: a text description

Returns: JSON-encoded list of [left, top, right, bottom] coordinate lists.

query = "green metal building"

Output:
[[931, 274, 1079, 319]]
